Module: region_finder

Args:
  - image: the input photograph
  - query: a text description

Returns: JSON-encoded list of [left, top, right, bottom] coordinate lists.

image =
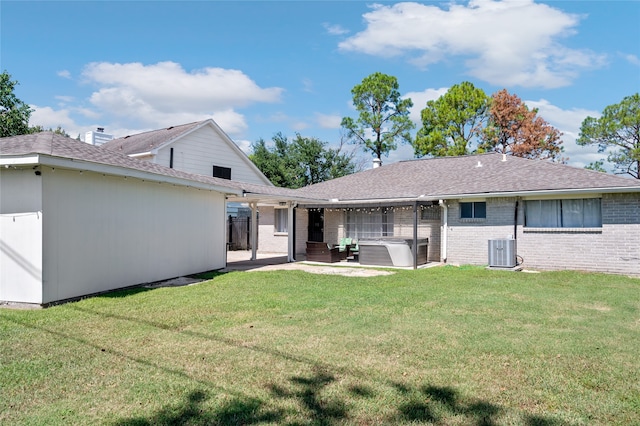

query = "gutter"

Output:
[[439, 186, 640, 199]]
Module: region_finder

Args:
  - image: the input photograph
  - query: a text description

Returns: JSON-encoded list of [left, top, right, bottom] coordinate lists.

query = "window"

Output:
[[525, 199, 602, 228], [345, 208, 394, 239], [212, 165, 231, 180], [460, 202, 486, 219], [274, 208, 288, 233]]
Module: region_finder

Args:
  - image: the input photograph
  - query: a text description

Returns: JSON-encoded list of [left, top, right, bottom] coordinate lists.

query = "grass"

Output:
[[1, 266, 638, 425]]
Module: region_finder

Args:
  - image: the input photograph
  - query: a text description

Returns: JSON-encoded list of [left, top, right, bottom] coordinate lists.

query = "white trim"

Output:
[[4, 154, 242, 195], [521, 193, 602, 200]]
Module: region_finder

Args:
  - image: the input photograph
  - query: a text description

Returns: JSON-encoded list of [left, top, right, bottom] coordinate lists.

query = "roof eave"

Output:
[[4, 153, 242, 196], [442, 186, 640, 199]]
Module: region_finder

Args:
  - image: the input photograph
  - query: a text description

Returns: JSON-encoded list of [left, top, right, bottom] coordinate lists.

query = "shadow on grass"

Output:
[[114, 389, 283, 426], [97, 270, 224, 299], [111, 378, 568, 426], [392, 382, 501, 425], [391, 383, 570, 425], [268, 366, 348, 425]]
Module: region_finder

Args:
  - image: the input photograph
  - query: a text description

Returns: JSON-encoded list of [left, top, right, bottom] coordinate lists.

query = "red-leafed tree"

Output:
[[479, 89, 564, 161]]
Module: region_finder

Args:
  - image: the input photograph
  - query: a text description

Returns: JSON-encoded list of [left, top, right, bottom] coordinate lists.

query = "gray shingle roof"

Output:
[[295, 153, 640, 202], [100, 121, 203, 155], [0, 132, 245, 192]]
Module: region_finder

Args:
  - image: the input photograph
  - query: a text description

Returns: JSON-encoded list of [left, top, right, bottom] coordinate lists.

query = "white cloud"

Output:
[[526, 99, 603, 168], [323, 22, 349, 36], [79, 61, 284, 135], [30, 105, 80, 135], [621, 53, 640, 67], [315, 113, 342, 129], [339, 1, 606, 88], [404, 87, 449, 124], [234, 138, 253, 155], [57, 70, 71, 79]]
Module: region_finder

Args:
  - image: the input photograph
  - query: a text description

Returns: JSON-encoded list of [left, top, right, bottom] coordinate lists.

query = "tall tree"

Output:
[[249, 133, 357, 188], [341, 72, 414, 164], [0, 71, 33, 137], [479, 89, 563, 161], [577, 93, 640, 179], [413, 81, 489, 157], [29, 125, 70, 137]]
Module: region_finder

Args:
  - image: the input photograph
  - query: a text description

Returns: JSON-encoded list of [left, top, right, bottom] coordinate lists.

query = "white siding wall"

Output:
[[155, 125, 269, 185], [0, 169, 43, 303], [39, 167, 227, 304]]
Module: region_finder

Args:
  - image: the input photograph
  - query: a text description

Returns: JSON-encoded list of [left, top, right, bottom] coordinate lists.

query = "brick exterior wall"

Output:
[[256, 206, 288, 254], [445, 193, 640, 277]]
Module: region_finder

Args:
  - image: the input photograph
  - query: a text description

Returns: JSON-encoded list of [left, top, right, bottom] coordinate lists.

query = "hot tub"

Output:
[[358, 238, 428, 267]]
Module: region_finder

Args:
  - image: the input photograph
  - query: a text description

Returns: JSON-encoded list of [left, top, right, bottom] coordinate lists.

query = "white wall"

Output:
[[39, 167, 227, 304], [0, 169, 43, 303], [155, 125, 269, 185]]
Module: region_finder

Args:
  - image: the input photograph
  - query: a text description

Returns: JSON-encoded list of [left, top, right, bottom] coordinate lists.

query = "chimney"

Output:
[[97, 127, 104, 133], [372, 158, 382, 169]]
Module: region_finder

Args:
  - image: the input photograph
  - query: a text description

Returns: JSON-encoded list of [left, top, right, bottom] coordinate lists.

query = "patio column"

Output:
[[413, 201, 419, 270], [250, 202, 258, 261], [287, 202, 295, 262]]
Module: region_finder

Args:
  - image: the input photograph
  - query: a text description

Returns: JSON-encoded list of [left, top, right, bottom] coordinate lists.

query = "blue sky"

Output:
[[2, 0, 639, 169]]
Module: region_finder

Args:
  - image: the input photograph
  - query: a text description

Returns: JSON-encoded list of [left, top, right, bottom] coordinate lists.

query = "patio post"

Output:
[[413, 201, 419, 270], [287, 201, 295, 262], [250, 202, 258, 261]]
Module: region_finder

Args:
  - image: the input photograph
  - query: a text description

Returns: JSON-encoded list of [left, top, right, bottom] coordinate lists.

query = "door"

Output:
[[308, 209, 324, 242]]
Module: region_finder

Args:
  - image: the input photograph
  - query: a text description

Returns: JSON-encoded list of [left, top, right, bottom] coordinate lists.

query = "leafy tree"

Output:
[[341, 72, 414, 163], [250, 133, 357, 188], [577, 93, 640, 179], [0, 71, 33, 137], [584, 160, 607, 173], [479, 89, 563, 161], [29, 125, 69, 137], [414, 81, 489, 157]]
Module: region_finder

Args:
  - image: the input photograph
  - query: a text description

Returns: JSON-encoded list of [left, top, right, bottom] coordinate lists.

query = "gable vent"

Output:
[[213, 165, 231, 180]]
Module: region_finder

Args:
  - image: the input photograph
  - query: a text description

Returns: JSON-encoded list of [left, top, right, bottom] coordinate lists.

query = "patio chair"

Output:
[[306, 241, 342, 263], [349, 241, 359, 261], [337, 238, 352, 259]]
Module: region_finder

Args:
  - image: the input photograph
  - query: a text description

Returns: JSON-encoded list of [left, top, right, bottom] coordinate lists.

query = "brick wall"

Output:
[[445, 194, 640, 276], [256, 206, 288, 254]]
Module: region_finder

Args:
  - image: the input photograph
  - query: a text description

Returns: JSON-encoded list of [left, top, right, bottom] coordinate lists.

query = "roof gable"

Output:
[[100, 119, 272, 186]]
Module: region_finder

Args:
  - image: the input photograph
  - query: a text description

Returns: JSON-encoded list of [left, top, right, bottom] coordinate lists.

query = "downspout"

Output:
[[439, 200, 448, 263], [513, 199, 519, 240]]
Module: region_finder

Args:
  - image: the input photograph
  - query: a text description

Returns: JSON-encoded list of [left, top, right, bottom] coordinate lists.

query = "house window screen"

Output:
[[460, 202, 486, 219], [345, 208, 394, 239], [525, 199, 602, 228], [274, 208, 288, 233]]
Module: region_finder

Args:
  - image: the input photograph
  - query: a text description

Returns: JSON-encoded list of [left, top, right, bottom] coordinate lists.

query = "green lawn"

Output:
[[1, 266, 638, 425]]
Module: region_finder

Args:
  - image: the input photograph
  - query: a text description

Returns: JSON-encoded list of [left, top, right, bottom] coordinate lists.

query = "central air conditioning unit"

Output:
[[488, 239, 517, 268]]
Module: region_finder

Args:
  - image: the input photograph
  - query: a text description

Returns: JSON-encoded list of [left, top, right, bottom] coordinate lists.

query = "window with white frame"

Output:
[[460, 201, 486, 219], [524, 198, 602, 228], [274, 208, 288, 233], [345, 208, 394, 239]]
